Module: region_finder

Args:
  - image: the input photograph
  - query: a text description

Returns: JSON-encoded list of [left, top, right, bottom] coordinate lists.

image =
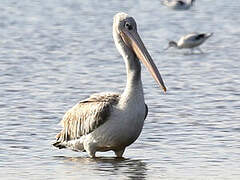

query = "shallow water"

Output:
[[0, 0, 240, 179]]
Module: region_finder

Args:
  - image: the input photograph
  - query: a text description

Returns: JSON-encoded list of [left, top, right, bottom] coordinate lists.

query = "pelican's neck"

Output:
[[120, 48, 144, 105], [124, 53, 142, 92], [113, 28, 144, 105]]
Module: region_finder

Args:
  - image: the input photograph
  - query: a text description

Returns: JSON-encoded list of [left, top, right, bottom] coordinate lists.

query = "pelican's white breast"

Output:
[[87, 93, 146, 151]]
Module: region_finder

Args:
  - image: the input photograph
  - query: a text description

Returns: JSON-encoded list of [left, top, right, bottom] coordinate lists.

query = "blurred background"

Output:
[[0, 0, 239, 179]]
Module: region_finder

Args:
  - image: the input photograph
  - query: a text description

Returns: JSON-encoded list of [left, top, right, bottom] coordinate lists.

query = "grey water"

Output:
[[0, 0, 240, 179]]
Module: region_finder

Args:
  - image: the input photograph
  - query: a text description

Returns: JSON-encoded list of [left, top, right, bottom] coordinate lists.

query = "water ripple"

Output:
[[0, 0, 240, 179]]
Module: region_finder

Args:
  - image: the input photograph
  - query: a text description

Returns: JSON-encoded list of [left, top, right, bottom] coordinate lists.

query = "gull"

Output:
[[165, 32, 213, 53], [162, 0, 196, 10]]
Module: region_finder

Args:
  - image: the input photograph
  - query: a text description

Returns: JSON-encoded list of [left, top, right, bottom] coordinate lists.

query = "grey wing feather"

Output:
[[54, 93, 120, 145], [183, 33, 199, 41], [194, 34, 205, 40], [177, 1, 185, 6]]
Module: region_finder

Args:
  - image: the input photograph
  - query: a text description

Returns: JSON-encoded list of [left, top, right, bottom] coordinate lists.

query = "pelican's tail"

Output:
[[53, 141, 66, 149], [52, 132, 66, 149], [52, 134, 84, 151], [53, 140, 84, 152]]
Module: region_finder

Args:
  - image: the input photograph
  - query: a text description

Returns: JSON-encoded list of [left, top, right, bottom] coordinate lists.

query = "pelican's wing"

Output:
[[53, 93, 120, 145], [144, 104, 148, 120]]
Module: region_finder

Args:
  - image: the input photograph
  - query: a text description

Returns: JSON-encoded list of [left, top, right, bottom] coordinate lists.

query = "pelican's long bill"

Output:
[[121, 29, 167, 92]]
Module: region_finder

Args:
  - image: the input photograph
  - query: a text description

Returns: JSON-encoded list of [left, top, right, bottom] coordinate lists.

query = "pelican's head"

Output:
[[113, 12, 166, 92], [113, 12, 136, 37], [113, 13, 138, 58]]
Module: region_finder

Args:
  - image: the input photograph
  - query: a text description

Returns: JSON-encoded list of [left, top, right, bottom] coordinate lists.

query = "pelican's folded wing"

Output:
[[54, 93, 120, 145]]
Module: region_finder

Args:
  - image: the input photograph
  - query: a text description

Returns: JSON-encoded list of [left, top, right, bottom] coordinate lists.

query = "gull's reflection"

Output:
[[54, 156, 147, 180]]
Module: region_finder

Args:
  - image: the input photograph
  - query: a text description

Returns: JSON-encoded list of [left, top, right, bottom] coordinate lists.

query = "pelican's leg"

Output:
[[86, 149, 96, 158], [84, 141, 96, 158], [114, 148, 125, 158]]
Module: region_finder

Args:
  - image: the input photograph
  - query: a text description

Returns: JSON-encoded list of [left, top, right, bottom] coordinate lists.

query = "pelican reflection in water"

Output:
[[53, 12, 166, 158], [55, 156, 147, 179]]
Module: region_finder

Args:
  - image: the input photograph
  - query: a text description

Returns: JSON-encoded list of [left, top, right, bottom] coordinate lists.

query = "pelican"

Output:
[[162, 0, 195, 10], [53, 12, 166, 158], [164, 32, 213, 53]]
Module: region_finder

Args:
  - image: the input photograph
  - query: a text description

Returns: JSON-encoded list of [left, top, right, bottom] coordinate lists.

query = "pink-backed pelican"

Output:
[[162, 0, 195, 10], [53, 12, 166, 158], [165, 32, 213, 53]]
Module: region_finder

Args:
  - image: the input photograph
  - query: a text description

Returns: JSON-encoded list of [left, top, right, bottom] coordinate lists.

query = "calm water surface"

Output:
[[0, 0, 240, 179]]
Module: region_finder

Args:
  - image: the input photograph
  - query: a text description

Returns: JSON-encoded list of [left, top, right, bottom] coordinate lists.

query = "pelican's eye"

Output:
[[125, 22, 133, 30]]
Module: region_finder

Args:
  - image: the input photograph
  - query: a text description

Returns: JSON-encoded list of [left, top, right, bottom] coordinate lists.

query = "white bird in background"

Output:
[[162, 0, 196, 10], [53, 12, 166, 158], [164, 32, 213, 53]]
